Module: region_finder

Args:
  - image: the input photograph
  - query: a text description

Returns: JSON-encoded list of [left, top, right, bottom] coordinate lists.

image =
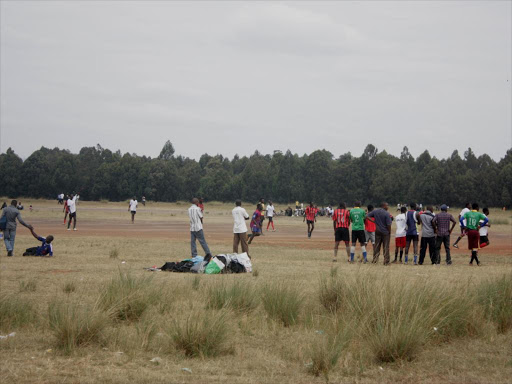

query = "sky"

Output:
[[1, 1, 511, 161]]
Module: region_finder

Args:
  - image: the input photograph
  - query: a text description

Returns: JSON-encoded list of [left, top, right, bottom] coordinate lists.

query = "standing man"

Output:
[[1, 200, 33, 256], [248, 204, 263, 244], [332, 202, 351, 262], [128, 196, 138, 224], [67, 194, 78, 231], [266, 200, 276, 231], [349, 201, 368, 263], [142, 196, 146, 206], [62, 194, 70, 225], [304, 202, 318, 238], [479, 208, 491, 248], [453, 203, 471, 248], [432, 204, 457, 265], [418, 206, 436, 265], [232, 200, 250, 255], [188, 198, 212, 258], [461, 203, 488, 266], [393, 207, 407, 263], [404, 203, 420, 265], [367, 202, 392, 265], [259, 198, 266, 234]]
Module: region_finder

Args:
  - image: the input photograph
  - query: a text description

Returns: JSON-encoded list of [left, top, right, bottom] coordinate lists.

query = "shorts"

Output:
[[406, 234, 419, 242], [335, 227, 350, 242], [395, 236, 406, 248], [131, 210, 136, 215], [479, 235, 489, 245], [467, 229, 480, 250], [251, 226, 261, 233], [307, 220, 314, 225], [267, 216, 273, 222], [69, 212, 76, 218], [351, 230, 366, 245], [365, 230, 375, 244]]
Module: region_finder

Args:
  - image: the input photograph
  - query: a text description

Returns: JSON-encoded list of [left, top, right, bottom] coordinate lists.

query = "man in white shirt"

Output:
[[232, 200, 250, 255], [479, 207, 491, 248], [393, 206, 407, 263], [453, 202, 471, 248], [266, 201, 276, 231], [128, 197, 138, 224], [67, 194, 78, 231], [188, 198, 211, 258]]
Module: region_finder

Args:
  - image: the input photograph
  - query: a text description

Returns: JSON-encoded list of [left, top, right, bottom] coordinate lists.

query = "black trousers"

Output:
[[435, 235, 451, 265], [419, 237, 436, 264]]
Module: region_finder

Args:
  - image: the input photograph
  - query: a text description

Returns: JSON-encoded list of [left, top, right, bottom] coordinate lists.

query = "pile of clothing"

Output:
[[149, 253, 252, 274]]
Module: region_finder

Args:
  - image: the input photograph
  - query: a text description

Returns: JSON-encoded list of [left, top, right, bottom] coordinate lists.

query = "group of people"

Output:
[[186, 198, 492, 267]]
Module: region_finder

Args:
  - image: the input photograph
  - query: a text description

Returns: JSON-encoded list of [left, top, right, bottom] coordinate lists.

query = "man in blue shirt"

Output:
[[23, 229, 54, 257]]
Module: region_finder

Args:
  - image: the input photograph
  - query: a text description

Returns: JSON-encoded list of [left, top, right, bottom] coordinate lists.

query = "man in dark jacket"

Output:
[[1, 200, 33, 256]]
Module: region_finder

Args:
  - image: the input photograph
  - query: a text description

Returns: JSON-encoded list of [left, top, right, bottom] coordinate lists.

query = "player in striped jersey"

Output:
[[332, 202, 351, 262], [303, 202, 318, 238]]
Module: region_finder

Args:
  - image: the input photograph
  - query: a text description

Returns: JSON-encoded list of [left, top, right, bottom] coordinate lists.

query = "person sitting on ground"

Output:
[[23, 229, 54, 257]]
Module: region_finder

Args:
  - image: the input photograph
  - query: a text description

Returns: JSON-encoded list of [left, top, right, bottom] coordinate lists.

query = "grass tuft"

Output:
[[48, 300, 108, 354], [191, 275, 201, 291], [63, 281, 77, 294], [19, 279, 37, 293], [261, 283, 302, 327], [476, 273, 512, 333], [99, 270, 157, 321], [168, 309, 230, 357], [0, 294, 36, 331], [109, 248, 119, 259], [206, 280, 259, 313]]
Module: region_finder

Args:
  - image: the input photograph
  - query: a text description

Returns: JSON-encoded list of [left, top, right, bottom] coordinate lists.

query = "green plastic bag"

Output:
[[205, 257, 225, 274]]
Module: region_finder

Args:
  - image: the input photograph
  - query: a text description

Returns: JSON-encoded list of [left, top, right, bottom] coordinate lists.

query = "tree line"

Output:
[[1, 141, 511, 207]]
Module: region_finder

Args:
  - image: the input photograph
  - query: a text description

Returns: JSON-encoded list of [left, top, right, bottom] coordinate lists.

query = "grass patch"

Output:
[[191, 275, 201, 291], [48, 300, 108, 354], [99, 270, 157, 322], [206, 280, 259, 313], [63, 281, 77, 294], [261, 283, 302, 327], [109, 248, 119, 259], [0, 294, 36, 331], [19, 279, 37, 293], [476, 273, 512, 333], [168, 309, 230, 357]]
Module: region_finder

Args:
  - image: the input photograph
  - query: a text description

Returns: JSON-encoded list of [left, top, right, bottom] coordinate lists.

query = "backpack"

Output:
[[0, 215, 6, 231]]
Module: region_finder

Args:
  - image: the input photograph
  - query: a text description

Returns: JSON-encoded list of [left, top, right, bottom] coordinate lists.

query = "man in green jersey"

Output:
[[350, 201, 368, 263], [460, 203, 488, 266]]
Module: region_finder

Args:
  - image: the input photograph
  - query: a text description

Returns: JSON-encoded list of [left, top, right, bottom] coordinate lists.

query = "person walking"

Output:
[[367, 202, 392, 265], [453, 202, 471, 248], [1, 200, 33, 256], [304, 202, 318, 238], [188, 198, 212, 258], [128, 196, 138, 224], [232, 200, 250, 255], [432, 204, 457, 265], [419, 206, 436, 264], [248, 204, 263, 244]]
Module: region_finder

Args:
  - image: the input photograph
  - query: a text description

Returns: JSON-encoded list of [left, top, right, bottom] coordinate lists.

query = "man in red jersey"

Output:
[[303, 202, 318, 238], [332, 202, 351, 262]]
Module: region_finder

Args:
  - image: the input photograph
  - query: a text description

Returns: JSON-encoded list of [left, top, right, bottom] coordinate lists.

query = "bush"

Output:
[[0, 294, 36, 331], [261, 283, 302, 327], [109, 248, 119, 259], [168, 309, 230, 357], [99, 271, 157, 321], [476, 273, 512, 333], [206, 280, 259, 313], [48, 300, 108, 353], [19, 279, 37, 293]]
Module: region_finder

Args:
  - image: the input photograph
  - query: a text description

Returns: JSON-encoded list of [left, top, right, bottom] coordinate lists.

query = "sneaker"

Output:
[[73, 228, 77, 231], [453, 244, 458, 249], [7, 251, 13, 257], [67, 228, 70, 231]]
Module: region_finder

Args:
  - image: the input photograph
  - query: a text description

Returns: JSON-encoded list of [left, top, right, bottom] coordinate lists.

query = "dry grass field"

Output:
[[1, 199, 511, 384]]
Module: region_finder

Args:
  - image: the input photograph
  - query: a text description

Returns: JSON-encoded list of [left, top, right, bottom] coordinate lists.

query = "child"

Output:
[[248, 204, 263, 244], [479, 207, 491, 248], [23, 229, 54, 257], [393, 206, 407, 263]]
